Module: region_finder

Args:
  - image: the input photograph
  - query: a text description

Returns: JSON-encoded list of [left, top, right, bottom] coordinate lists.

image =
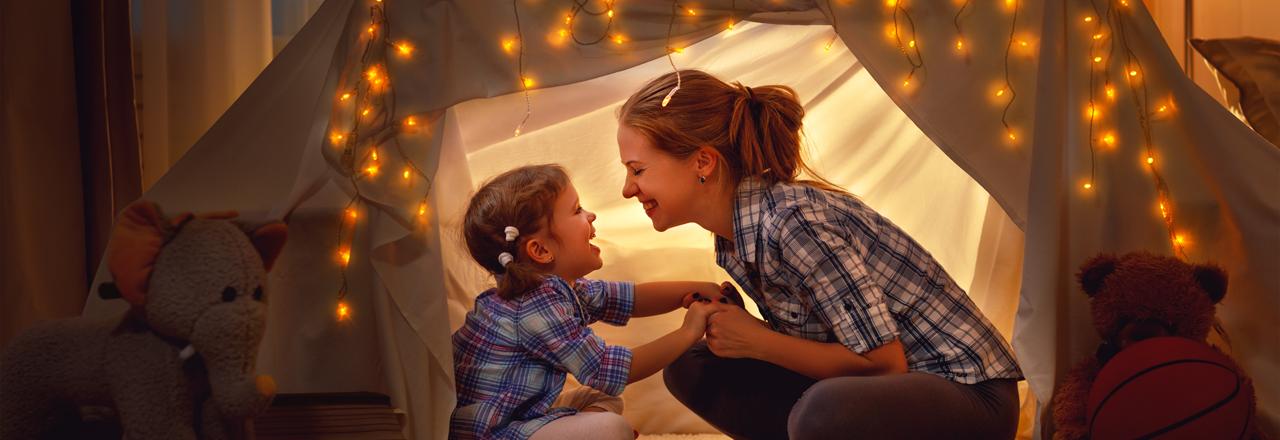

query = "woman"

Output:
[[616, 70, 1024, 439]]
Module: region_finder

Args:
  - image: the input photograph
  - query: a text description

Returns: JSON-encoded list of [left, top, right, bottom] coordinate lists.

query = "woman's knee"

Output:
[[787, 379, 853, 439], [661, 342, 713, 404]]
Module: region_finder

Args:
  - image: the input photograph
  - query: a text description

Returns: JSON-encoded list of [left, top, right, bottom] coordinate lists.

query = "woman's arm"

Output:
[[631, 281, 721, 317], [704, 305, 908, 379]]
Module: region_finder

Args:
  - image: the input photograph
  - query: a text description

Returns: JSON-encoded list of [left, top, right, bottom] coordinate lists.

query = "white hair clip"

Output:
[[504, 226, 520, 242], [498, 252, 514, 267]]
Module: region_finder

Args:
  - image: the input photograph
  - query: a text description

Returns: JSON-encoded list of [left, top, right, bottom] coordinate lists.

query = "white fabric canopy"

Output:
[[83, 1, 1279, 438]]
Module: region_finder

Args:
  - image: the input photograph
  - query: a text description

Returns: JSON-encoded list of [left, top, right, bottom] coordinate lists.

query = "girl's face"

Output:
[[617, 125, 703, 232], [544, 182, 603, 280]]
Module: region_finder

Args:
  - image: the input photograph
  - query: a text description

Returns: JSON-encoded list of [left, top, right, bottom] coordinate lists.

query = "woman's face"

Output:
[[617, 124, 702, 232]]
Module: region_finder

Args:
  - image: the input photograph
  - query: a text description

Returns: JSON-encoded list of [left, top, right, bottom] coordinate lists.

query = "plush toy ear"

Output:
[[106, 201, 170, 306], [250, 222, 288, 271], [1077, 254, 1118, 297], [1192, 263, 1228, 304]]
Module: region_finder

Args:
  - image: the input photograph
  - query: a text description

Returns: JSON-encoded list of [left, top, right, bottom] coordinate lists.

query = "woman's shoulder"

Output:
[[764, 181, 870, 227]]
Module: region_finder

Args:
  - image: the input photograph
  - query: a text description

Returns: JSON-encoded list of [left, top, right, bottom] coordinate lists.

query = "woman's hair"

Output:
[[618, 69, 840, 191], [463, 164, 569, 300]]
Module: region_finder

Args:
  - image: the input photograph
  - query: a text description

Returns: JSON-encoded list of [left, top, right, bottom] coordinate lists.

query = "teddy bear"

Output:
[[1050, 251, 1262, 439], [0, 201, 286, 439]]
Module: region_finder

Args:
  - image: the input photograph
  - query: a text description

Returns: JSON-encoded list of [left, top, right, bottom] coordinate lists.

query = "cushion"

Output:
[[1191, 37, 1280, 147]]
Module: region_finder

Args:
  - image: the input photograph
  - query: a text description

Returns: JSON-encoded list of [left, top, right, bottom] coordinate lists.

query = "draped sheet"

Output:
[[81, 1, 1278, 438]]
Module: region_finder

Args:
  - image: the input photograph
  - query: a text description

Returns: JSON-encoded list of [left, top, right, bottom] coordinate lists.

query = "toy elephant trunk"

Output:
[[190, 296, 274, 419]]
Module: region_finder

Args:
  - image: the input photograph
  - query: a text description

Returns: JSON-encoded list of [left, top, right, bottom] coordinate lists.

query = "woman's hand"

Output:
[[680, 281, 744, 308], [705, 304, 771, 359]]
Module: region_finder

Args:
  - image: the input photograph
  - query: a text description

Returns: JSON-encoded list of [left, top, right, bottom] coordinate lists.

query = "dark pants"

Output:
[[663, 342, 1020, 440]]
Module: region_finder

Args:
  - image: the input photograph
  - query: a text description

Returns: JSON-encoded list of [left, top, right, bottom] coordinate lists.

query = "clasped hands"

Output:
[[679, 282, 770, 359]]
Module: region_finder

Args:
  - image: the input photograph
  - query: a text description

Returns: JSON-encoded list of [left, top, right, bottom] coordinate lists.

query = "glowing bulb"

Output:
[[1088, 104, 1100, 119], [331, 133, 345, 144], [1084, 16, 1094, 22], [366, 66, 380, 80], [337, 302, 350, 321], [558, 29, 568, 38], [1018, 40, 1028, 47], [1093, 33, 1103, 40], [502, 39, 516, 53], [362, 108, 371, 117], [1157, 105, 1168, 113], [1093, 56, 1103, 63], [613, 34, 624, 45], [1129, 70, 1138, 77], [1105, 85, 1116, 99], [902, 79, 911, 88], [686, 7, 696, 15], [1174, 234, 1186, 245], [1007, 131, 1017, 141], [340, 249, 351, 265], [1103, 133, 1116, 146], [522, 77, 534, 88], [908, 40, 916, 48], [955, 39, 964, 51], [346, 208, 358, 220], [607, 9, 614, 18], [1083, 182, 1093, 189], [418, 201, 429, 217], [396, 41, 414, 57], [671, 46, 684, 54], [365, 165, 379, 176], [886, 0, 897, 6], [403, 168, 411, 180], [371, 148, 378, 161], [1005, 0, 1015, 8], [564, 14, 572, 24], [995, 89, 1006, 97], [340, 92, 351, 101], [824, 39, 835, 52], [1146, 156, 1155, 164], [367, 25, 376, 35], [405, 116, 417, 126], [727, 21, 736, 30]]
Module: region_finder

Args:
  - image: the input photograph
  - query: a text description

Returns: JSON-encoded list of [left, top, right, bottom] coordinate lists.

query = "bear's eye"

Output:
[[221, 287, 237, 302], [253, 286, 264, 302]]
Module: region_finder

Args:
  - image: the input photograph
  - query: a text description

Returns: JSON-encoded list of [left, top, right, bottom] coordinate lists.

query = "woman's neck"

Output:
[[696, 182, 737, 242]]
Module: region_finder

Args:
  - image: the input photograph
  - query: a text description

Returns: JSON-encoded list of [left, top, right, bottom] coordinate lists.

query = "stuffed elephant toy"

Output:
[[0, 201, 287, 439]]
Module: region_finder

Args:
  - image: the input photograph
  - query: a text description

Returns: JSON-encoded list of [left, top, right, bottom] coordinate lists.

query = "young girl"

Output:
[[451, 164, 728, 440]]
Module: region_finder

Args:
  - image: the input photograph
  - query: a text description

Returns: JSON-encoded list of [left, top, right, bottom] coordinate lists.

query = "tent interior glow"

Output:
[[437, 21, 1024, 436]]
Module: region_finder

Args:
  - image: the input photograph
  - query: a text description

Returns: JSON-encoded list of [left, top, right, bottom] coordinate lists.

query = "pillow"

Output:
[[1191, 37, 1280, 147]]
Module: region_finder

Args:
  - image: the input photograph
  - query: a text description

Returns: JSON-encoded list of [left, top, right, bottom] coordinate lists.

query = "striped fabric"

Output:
[[715, 178, 1022, 384], [451, 276, 634, 439]]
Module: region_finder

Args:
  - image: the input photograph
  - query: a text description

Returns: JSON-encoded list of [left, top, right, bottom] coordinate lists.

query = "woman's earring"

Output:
[[698, 175, 706, 184]]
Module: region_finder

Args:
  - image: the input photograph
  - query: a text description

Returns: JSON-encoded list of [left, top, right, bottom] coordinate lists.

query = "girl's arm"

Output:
[[704, 304, 908, 379], [631, 281, 722, 317], [626, 301, 714, 383]]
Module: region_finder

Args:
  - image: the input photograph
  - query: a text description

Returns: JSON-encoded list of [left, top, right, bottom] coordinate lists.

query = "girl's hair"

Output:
[[618, 70, 840, 191], [463, 164, 570, 300]]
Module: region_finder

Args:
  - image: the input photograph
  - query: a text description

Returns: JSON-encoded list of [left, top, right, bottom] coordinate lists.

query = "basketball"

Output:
[[1087, 336, 1253, 439]]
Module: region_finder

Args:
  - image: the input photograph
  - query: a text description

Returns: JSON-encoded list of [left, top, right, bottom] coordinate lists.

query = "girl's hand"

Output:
[[680, 301, 715, 337], [680, 282, 744, 308], [705, 304, 770, 359]]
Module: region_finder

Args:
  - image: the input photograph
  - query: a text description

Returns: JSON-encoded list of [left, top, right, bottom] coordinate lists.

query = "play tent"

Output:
[[84, 0, 1279, 438]]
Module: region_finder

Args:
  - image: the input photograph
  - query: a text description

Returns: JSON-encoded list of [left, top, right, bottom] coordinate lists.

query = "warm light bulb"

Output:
[[1087, 104, 1099, 119], [886, 0, 897, 6], [367, 25, 376, 35], [1018, 40, 1028, 47], [1093, 33, 1103, 40], [346, 208, 358, 220], [418, 201, 428, 217], [366, 165, 379, 176], [1129, 70, 1138, 77], [405, 116, 417, 126], [403, 168, 411, 180], [1105, 85, 1116, 99], [366, 67, 380, 80], [371, 148, 378, 161], [995, 89, 1005, 97], [1157, 105, 1168, 113], [502, 39, 516, 53], [955, 39, 964, 51], [727, 21, 736, 30], [1083, 182, 1093, 189], [1093, 56, 1103, 63], [607, 9, 614, 18], [824, 40, 835, 52], [613, 34, 625, 45], [908, 40, 916, 48], [1146, 156, 1154, 164], [396, 41, 414, 57], [1174, 234, 1186, 245], [340, 92, 351, 101], [340, 249, 351, 265], [1084, 16, 1093, 22], [522, 77, 534, 88], [362, 108, 371, 117], [337, 302, 350, 321], [1103, 133, 1116, 146], [1008, 131, 1017, 141], [686, 7, 696, 15]]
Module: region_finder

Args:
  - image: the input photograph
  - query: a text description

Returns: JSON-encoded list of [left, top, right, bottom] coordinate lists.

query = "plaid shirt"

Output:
[[451, 276, 635, 440], [715, 178, 1022, 384]]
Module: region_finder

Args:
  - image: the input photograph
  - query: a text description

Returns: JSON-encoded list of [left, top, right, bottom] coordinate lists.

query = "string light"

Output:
[[340, 92, 352, 101], [370, 148, 378, 161], [395, 41, 414, 57], [1146, 155, 1154, 164], [346, 208, 358, 221], [1083, 182, 1093, 189], [502, 38, 516, 53], [403, 168, 412, 180], [339, 249, 351, 266], [337, 301, 351, 321]]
